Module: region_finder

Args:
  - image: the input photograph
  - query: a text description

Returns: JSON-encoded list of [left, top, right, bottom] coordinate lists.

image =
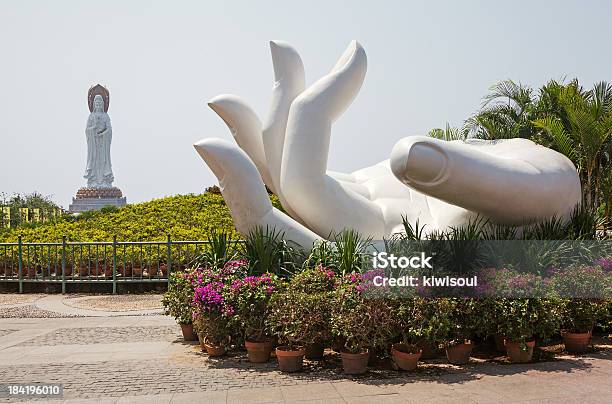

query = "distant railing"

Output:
[[0, 236, 242, 293]]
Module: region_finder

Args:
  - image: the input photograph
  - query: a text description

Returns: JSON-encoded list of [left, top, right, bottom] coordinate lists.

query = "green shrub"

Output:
[[162, 269, 196, 325], [496, 298, 563, 346], [330, 273, 395, 354]]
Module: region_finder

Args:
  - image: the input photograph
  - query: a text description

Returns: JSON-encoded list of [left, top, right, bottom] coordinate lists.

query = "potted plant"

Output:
[[267, 276, 334, 372], [162, 269, 198, 341], [229, 273, 278, 363], [284, 266, 336, 359], [192, 281, 234, 356], [431, 298, 485, 365], [550, 266, 610, 353], [392, 298, 431, 371], [497, 298, 562, 363], [330, 273, 386, 374]]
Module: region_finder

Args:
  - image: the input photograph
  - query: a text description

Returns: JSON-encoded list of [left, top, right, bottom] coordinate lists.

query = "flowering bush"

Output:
[[162, 268, 197, 325], [190, 260, 248, 344], [289, 264, 336, 293], [549, 265, 611, 333], [266, 266, 337, 349], [266, 290, 332, 350], [330, 272, 395, 354], [229, 273, 279, 342]]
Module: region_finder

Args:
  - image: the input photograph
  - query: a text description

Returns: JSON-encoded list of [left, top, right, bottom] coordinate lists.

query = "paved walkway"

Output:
[[0, 295, 611, 403]]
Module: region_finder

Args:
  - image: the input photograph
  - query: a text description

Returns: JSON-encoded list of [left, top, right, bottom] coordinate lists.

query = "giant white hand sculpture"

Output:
[[195, 41, 581, 248]]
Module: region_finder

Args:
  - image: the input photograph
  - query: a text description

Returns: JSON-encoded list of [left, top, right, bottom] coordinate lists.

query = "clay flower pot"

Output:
[[203, 339, 226, 357], [120, 266, 132, 277], [494, 334, 506, 352], [78, 266, 89, 277], [245, 340, 274, 363], [445, 341, 473, 365], [180, 323, 198, 341], [276, 346, 306, 372], [563, 331, 591, 354], [132, 267, 143, 277], [391, 343, 422, 371], [340, 350, 369, 375], [305, 343, 325, 360], [26, 267, 37, 279], [505, 340, 535, 363]]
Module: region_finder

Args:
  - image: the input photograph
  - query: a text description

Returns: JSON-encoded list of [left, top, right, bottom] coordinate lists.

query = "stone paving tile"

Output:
[[0, 305, 82, 319], [63, 295, 163, 312], [0, 294, 42, 305], [16, 326, 180, 346]]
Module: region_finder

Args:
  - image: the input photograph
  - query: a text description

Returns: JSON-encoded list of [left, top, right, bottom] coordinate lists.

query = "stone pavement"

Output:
[[0, 294, 611, 403]]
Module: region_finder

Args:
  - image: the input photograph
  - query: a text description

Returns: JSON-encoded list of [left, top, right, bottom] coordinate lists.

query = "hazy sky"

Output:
[[1, 0, 611, 208]]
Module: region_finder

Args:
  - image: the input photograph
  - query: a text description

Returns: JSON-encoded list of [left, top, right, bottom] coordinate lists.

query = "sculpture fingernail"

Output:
[[404, 143, 448, 184]]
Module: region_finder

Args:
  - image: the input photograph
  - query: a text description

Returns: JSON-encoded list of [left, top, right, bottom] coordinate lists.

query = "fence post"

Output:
[[17, 235, 23, 294], [61, 236, 66, 294], [112, 236, 117, 294], [166, 234, 172, 289]]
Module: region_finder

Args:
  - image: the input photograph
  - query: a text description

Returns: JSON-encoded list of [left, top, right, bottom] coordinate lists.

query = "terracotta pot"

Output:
[[132, 267, 143, 277], [494, 334, 506, 352], [340, 350, 369, 375], [78, 266, 89, 277], [63, 265, 73, 276], [445, 341, 473, 365], [245, 340, 274, 363], [147, 268, 159, 278], [305, 343, 325, 360], [120, 266, 132, 277], [180, 323, 198, 341], [26, 268, 37, 279], [505, 340, 535, 363], [91, 266, 103, 276], [203, 339, 226, 357], [276, 346, 305, 372], [391, 343, 422, 371], [159, 264, 169, 277], [563, 331, 591, 354], [104, 266, 113, 277]]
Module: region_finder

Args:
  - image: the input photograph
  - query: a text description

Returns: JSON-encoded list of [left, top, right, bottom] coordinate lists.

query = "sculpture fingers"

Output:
[[280, 41, 386, 238], [208, 95, 274, 192], [390, 136, 582, 224], [262, 41, 305, 195], [194, 138, 320, 249]]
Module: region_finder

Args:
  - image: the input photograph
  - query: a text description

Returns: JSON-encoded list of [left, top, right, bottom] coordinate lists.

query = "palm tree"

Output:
[[533, 81, 612, 208], [464, 80, 536, 140]]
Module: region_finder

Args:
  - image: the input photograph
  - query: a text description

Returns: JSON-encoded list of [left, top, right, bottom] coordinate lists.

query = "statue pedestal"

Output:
[[68, 187, 127, 213]]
